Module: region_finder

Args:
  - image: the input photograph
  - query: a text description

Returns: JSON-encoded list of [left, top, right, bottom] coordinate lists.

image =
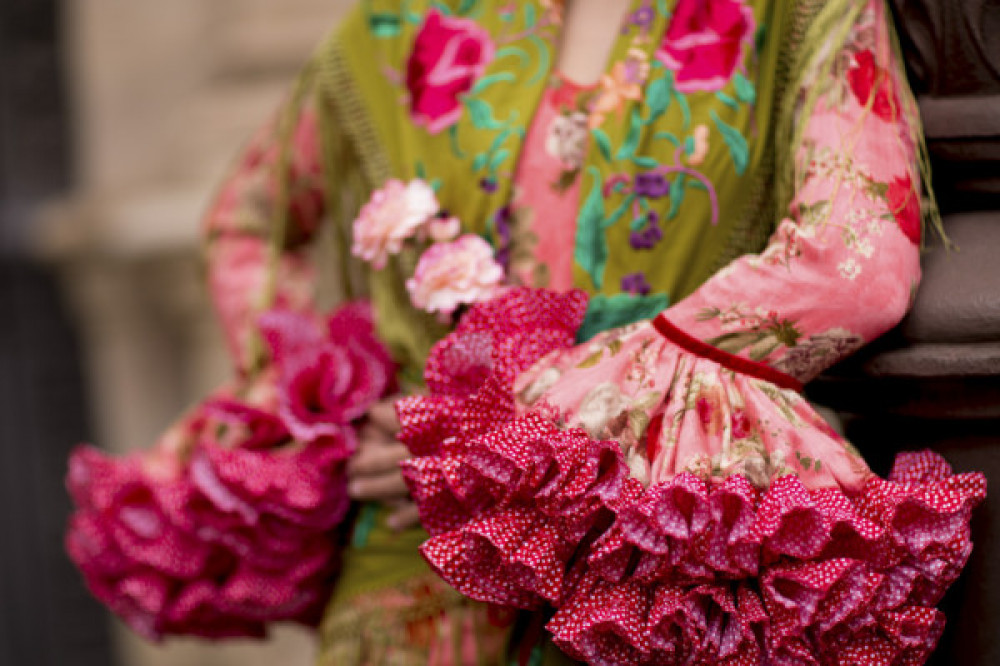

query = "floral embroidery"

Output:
[[544, 110, 589, 171], [590, 58, 647, 129], [406, 234, 505, 318], [846, 49, 900, 124], [772, 328, 864, 379], [886, 172, 922, 244], [655, 0, 756, 93], [406, 9, 496, 134], [697, 305, 802, 362]]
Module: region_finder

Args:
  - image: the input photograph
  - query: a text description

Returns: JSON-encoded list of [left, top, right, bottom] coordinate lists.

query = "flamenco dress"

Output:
[[395, 51, 987, 666]]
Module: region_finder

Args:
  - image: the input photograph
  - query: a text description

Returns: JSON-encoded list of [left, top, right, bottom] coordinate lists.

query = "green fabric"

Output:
[[323, 0, 802, 377], [329, 505, 433, 603]]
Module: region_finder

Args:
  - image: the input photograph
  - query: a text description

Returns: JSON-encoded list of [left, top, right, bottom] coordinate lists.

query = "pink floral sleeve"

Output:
[[203, 103, 326, 374], [660, 0, 924, 384]]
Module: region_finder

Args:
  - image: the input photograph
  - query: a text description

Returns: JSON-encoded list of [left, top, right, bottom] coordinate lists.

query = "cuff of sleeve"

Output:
[[652, 314, 803, 392]]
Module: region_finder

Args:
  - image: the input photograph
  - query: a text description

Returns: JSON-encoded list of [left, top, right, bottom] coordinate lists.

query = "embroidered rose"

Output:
[[847, 49, 901, 123], [351, 179, 439, 270], [886, 172, 922, 244], [406, 9, 496, 134], [655, 0, 755, 93], [406, 234, 504, 316], [574, 382, 626, 438], [544, 111, 590, 170]]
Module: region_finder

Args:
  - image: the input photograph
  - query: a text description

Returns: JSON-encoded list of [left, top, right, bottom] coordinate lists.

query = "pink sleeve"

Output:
[[659, 0, 924, 384], [202, 102, 326, 375]]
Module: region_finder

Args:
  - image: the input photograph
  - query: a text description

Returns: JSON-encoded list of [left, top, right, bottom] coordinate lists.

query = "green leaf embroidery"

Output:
[[629, 409, 651, 440], [710, 109, 749, 175], [644, 74, 672, 124], [523, 3, 537, 28], [604, 193, 636, 229], [734, 73, 756, 104], [429, 2, 452, 15], [448, 124, 465, 159], [631, 155, 659, 169], [368, 13, 402, 37], [715, 91, 739, 110], [488, 148, 511, 174], [616, 108, 643, 160], [592, 128, 614, 162], [471, 72, 516, 95], [576, 293, 670, 342], [666, 173, 686, 220], [576, 350, 605, 369], [472, 152, 488, 172], [527, 34, 550, 84], [494, 45, 530, 69], [464, 98, 505, 130], [574, 168, 609, 290]]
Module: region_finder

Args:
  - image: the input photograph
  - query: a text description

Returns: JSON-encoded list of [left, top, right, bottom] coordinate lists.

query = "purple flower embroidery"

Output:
[[629, 215, 664, 250], [634, 173, 670, 198], [621, 272, 652, 295]]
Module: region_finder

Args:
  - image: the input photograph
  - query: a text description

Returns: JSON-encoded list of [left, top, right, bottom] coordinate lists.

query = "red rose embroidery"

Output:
[[847, 49, 900, 123], [887, 173, 922, 244], [405, 9, 495, 134], [655, 0, 755, 93]]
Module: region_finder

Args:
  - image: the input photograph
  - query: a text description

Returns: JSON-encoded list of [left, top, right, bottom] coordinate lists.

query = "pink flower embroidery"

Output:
[[351, 179, 439, 270], [886, 172, 921, 244], [655, 0, 755, 93], [406, 9, 496, 134], [406, 234, 504, 316]]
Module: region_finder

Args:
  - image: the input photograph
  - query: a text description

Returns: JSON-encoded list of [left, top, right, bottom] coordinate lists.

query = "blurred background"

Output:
[[2, 1, 352, 665]]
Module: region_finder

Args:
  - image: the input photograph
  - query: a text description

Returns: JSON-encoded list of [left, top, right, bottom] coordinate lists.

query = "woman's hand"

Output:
[[347, 397, 421, 531]]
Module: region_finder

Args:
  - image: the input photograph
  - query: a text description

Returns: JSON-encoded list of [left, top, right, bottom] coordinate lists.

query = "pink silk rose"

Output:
[[655, 0, 755, 94], [406, 233, 504, 316], [351, 179, 439, 270], [406, 9, 495, 134]]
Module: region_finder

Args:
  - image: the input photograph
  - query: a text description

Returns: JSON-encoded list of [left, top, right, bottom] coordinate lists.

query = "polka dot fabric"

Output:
[[397, 288, 987, 665]]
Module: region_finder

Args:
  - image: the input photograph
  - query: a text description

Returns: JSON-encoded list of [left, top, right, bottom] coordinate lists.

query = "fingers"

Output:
[[347, 438, 410, 476], [386, 502, 421, 532], [367, 398, 401, 434], [348, 469, 410, 502]]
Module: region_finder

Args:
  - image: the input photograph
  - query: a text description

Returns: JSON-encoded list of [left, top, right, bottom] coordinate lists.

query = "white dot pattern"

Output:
[[397, 289, 988, 665]]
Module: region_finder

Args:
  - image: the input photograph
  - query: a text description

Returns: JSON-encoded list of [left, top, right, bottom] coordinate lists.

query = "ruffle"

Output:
[[66, 302, 395, 640], [398, 288, 987, 665]]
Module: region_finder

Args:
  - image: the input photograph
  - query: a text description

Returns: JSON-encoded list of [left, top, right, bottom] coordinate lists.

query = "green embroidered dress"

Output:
[[198, 0, 945, 662]]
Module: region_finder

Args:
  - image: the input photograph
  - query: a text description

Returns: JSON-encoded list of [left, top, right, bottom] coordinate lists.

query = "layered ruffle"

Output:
[[66, 302, 394, 640], [397, 288, 986, 665]]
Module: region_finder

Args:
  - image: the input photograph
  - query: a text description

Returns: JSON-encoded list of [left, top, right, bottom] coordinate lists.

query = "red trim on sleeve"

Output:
[[652, 314, 804, 393]]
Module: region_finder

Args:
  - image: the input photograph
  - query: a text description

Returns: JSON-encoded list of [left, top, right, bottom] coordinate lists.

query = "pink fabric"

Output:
[[509, 79, 593, 291], [661, 1, 924, 383], [203, 107, 326, 374]]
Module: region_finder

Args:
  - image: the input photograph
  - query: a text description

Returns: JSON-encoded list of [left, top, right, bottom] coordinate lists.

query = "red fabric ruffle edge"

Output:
[[397, 288, 987, 665]]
